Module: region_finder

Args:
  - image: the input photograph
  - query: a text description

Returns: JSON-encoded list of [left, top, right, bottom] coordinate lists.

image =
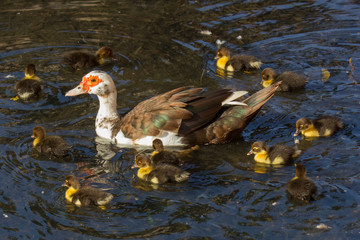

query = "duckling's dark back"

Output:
[[62, 50, 99, 70], [227, 55, 261, 71], [36, 136, 71, 157], [146, 164, 189, 184], [275, 71, 306, 91], [152, 151, 181, 166], [15, 79, 43, 100], [268, 144, 299, 164], [286, 178, 317, 201], [314, 116, 343, 136], [72, 187, 113, 207]]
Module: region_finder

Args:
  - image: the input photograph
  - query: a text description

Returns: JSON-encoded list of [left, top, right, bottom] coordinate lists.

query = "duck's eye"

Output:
[[90, 78, 97, 83]]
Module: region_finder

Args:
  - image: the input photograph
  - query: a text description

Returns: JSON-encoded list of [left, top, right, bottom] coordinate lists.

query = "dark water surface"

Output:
[[0, 0, 360, 239]]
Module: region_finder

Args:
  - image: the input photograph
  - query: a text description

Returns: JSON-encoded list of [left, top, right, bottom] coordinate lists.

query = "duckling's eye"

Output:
[[299, 124, 303, 128], [253, 147, 258, 151]]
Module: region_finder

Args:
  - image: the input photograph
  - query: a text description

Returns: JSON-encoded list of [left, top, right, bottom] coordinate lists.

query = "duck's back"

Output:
[[72, 187, 113, 207], [37, 136, 71, 157], [152, 151, 181, 166], [286, 178, 317, 201], [15, 79, 42, 100], [146, 164, 189, 184], [275, 71, 306, 91], [62, 51, 98, 69], [314, 116, 343, 136], [227, 55, 260, 71], [268, 144, 298, 164]]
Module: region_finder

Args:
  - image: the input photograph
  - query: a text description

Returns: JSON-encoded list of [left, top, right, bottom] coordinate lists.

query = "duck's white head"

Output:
[[65, 70, 116, 97]]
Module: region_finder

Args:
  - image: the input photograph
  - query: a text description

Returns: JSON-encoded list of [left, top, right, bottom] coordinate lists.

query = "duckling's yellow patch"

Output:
[[97, 58, 105, 65], [151, 151, 159, 157], [272, 156, 285, 165], [137, 167, 153, 180], [261, 79, 273, 88], [254, 152, 271, 164], [302, 124, 320, 137], [216, 57, 229, 70], [24, 74, 40, 81], [33, 138, 41, 147], [65, 187, 78, 202], [225, 64, 235, 72], [323, 129, 332, 137], [10, 96, 19, 101], [150, 177, 159, 184]]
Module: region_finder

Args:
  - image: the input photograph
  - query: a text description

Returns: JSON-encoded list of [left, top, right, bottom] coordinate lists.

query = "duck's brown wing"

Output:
[[120, 87, 232, 140]]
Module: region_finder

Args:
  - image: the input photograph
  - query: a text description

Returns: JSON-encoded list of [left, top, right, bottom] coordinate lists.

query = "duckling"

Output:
[[32, 126, 71, 157], [294, 116, 343, 137], [62, 46, 115, 70], [247, 141, 301, 165], [286, 164, 317, 201], [215, 46, 262, 72], [151, 138, 182, 166], [132, 153, 190, 184], [261, 68, 306, 91], [14, 64, 43, 100], [63, 175, 113, 208]]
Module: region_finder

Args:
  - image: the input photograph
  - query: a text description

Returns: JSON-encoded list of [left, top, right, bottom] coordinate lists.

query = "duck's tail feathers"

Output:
[[249, 61, 262, 69], [175, 171, 190, 182], [222, 91, 248, 106]]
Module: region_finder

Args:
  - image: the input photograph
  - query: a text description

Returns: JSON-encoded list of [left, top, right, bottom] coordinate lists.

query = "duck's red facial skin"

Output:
[[81, 75, 103, 92]]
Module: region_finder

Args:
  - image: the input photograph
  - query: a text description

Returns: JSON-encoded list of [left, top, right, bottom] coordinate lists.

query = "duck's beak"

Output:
[[65, 84, 87, 96]]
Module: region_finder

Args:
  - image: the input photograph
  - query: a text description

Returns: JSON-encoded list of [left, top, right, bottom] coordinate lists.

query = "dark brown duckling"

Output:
[[151, 138, 182, 166], [14, 64, 43, 101], [294, 116, 343, 137], [215, 46, 262, 72], [247, 141, 301, 165], [62, 46, 115, 70], [63, 175, 113, 208], [32, 126, 71, 157], [261, 68, 306, 91], [132, 153, 190, 184], [286, 164, 317, 201]]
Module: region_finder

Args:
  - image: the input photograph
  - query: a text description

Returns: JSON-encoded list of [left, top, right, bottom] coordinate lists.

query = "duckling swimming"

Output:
[[14, 64, 43, 101], [247, 141, 301, 165], [215, 46, 262, 72], [63, 175, 113, 208], [62, 46, 115, 70], [294, 116, 343, 137], [151, 138, 182, 166], [32, 126, 71, 157], [261, 68, 306, 91], [132, 153, 190, 184], [286, 164, 317, 201]]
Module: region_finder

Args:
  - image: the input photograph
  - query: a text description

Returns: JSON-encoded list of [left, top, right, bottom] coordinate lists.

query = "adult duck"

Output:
[[66, 71, 280, 146]]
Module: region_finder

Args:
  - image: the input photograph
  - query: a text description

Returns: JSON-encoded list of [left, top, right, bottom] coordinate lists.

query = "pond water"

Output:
[[0, 0, 360, 239]]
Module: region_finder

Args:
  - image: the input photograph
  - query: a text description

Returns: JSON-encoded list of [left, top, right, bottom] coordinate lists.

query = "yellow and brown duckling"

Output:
[[62, 46, 115, 70], [261, 68, 306, 91], [294, 116, 343, 138], [63, 175, 113, 208], [32, 126, 71, 157], [215, 46, 262, 72], [286, 164, 317, 201], [132, 153, 190, 184], [151, 138, 182, 166], [14, 64, 43, 101], [247, 141, 301, 165]]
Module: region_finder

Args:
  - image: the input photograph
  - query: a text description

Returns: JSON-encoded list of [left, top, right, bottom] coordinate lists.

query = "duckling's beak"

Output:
[[247, 150, 254, 155], [31, 134, 35, 138], [61, 183, 67, 187], [131, 163, 139, 169], [214, 56, 219, 60], [65, 84, 87, 96], [293, 130, 301, 137]]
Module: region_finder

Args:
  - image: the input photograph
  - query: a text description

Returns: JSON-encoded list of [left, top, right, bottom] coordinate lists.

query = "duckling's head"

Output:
[[64, 175, 81, 190], [294, 163, 307, 179], [132, 153, 151, 169], [24, 64, 38, 79], [152, 138, 164, 153], [32, 126, 46, 146], [261, 68, 276, 88], [294, 117, 312, 136], [215, 47, 230, 59], [247, 141, 268, 155], [95, 46, 114, 64]]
